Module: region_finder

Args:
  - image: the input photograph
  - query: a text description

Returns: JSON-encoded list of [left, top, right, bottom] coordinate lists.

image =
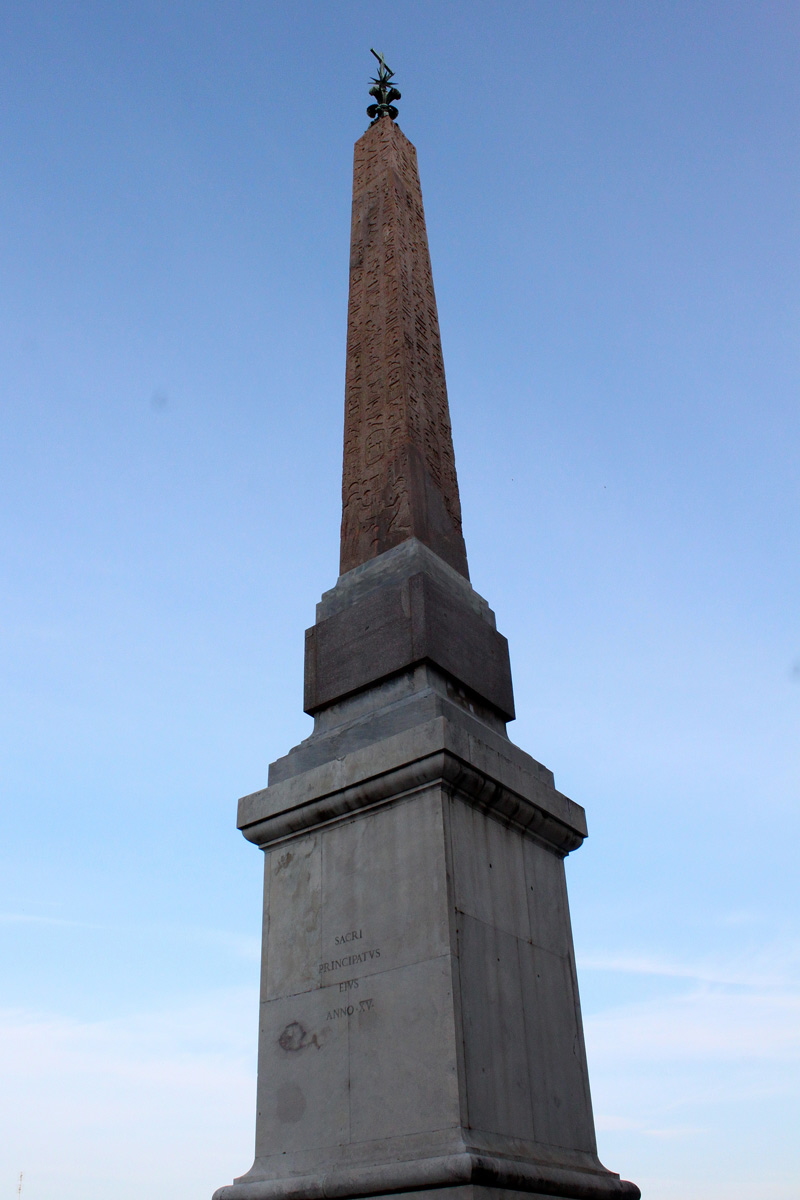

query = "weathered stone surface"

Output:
[[341, 117, 468, 579], [215, 705, 638, 1200], [239, 708, 586, 856], [318, 540, 491, 626], [304, 566, 514, 720], [306, 539, 514, 722]]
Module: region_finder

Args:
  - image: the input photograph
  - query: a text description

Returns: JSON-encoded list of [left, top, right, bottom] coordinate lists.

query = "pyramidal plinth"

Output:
[[213, 104, 639, 1200]]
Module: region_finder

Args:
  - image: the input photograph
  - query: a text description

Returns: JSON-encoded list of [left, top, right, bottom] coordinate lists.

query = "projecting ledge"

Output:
[[216, 1150, 639, 1200], [237, 716, 587, 854]]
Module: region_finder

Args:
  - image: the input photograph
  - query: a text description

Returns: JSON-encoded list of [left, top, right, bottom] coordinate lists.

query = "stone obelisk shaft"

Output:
[[341, 116, 469, 580]]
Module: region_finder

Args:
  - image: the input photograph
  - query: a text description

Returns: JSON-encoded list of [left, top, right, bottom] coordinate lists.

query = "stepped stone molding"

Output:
[[237, 714, 584, 855], [216, 1150, 640, 1200], [304, 570, 514, 721]]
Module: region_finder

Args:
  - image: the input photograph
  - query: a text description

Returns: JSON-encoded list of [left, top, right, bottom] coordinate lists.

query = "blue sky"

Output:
[[1, 3, 798, 1198]]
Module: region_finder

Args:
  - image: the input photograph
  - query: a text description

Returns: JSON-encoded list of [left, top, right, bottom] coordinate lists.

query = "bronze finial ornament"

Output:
[[367, 48, 401, 123]]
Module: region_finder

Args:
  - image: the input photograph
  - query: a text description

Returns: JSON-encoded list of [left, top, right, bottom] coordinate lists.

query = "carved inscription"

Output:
[[334, 929, 363, 945], [318, 947, 381, 975], [364, 430, 384, 465], [319, 929, 381, 1022], [340, 116, 468, 578], [326, 998, 375, 1020]]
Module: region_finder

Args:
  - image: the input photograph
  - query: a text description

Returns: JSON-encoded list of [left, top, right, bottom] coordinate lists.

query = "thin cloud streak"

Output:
[[579, 946, 800, 989], [587, 988, 800, 1062], [0, 990, 258, 1200], [0, 912, 261, 958], [586, 962, 800, 1195], [0, 912, 95, 927]]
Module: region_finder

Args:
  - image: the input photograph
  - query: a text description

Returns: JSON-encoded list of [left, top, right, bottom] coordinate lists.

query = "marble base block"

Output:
[[214, 671, 639, 1200]]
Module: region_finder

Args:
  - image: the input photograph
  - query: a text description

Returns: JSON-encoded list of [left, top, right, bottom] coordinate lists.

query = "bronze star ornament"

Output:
[[367, 48, 401, 123]]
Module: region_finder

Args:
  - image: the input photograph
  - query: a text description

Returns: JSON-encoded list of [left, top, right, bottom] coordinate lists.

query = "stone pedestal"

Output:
[[213, 548, 639, 1200], [212, 98, 638, 1200]]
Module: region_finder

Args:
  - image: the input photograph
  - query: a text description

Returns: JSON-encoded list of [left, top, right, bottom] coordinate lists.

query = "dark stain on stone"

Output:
[[278, 1021, 320, 1052], [277, 1081, 306, 1123]]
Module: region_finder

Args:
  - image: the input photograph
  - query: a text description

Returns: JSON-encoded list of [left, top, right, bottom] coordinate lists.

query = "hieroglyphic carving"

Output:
[[340, 116, 469, 579]]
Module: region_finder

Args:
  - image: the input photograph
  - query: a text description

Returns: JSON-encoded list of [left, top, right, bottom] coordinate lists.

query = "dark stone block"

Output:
[[304, 570, 515, 721]]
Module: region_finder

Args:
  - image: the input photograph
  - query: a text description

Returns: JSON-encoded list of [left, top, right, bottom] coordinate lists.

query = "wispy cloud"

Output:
[[587, 986, 800, 1063], [0, 912, 95, 927], [0, 912, 261, 959], [183, 927, 261, 961], [579, 943, 800, 990], [581, 937, 800, 1194], [0, 990, 257, 1200]]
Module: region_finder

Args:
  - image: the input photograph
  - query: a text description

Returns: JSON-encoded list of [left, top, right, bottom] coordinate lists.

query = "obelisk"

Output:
[[214, 54, 639, 1200], [340, 84, 468, 581]]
